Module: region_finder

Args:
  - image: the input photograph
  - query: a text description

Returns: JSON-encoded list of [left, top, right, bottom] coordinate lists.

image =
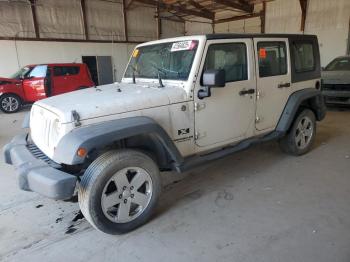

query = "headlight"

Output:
[[49, 118, 62, 147]]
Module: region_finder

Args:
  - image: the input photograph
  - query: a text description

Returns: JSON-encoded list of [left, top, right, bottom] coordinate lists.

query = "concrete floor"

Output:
[[0, 107, 350, 262]]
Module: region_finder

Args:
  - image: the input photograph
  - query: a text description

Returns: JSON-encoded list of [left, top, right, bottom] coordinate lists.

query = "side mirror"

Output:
[[203, 69, 226, 87], [198, 69, 226, 99]]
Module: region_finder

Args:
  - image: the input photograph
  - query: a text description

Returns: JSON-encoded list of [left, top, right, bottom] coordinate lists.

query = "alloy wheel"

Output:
[[101, 167, 153, 223], [295, 116, 314, 150], [1, 96, 19, 112]]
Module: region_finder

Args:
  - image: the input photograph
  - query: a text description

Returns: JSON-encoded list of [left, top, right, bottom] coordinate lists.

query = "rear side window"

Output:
[[203, 43, 248, 82], [53, 66, 80, 76], [257, 42, 287, 77], [292, 42, 315, 72]]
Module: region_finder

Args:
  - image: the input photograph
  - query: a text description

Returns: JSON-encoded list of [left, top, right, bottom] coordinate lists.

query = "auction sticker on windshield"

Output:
[[171, 41, 193, 52]]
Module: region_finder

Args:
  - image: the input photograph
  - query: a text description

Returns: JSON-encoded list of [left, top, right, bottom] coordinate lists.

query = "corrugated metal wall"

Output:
[[0, 0, 184, 79], [0, 0, 163, 42]]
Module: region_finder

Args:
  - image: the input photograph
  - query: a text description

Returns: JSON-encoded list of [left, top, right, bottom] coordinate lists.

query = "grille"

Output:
[[27, 143, 61, 169], [30, 105, 59, 158], [322, 84, 350, 91]]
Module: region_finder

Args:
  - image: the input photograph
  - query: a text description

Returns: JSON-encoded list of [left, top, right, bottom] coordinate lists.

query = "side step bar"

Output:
[[175, 131, 284, 173]]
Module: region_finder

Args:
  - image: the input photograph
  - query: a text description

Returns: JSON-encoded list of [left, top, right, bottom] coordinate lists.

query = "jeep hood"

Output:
[[34, 83, 188, 123]]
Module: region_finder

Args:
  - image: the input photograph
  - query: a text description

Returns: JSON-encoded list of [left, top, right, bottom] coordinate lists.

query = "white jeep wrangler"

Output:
[[4, 34, 326, 234]]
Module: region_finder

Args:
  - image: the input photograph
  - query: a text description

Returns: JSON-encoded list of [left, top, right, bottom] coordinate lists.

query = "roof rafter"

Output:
[[187, 0, 215, 20], [134, 0, 214, 20], [214, 12, 261, 24], [213, 0, 254, 13]]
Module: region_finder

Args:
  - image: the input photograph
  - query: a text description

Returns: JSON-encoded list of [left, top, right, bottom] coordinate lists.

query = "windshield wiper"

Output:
[[130, 65, 137, 84], [150, 63, 165, 88], [157, 71, 164, 88]]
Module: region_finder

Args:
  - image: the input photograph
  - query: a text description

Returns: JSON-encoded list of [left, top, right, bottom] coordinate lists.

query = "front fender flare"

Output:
[[54, 116, 183, 166]]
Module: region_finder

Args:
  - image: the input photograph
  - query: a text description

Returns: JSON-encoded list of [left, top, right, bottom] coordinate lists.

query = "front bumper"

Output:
[[3, 134, 77, 200], [322, 90, 350, 104]]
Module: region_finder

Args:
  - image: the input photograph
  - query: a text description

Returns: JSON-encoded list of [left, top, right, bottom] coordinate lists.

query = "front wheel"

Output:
[[279, 109, 316, 155], [0, 94, 22, 113], [78, 150, 161, 234]]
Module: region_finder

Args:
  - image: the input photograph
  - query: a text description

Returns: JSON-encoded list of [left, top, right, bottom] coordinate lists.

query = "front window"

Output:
[[10, 66, 33, 79], [325, 57, 350, 71], [124, 40, 199, 81], [28, 65, 48, 78], [203, 43, 248, 83]]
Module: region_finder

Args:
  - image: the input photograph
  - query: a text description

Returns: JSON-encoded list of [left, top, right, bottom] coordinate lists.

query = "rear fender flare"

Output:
[[276, 88, 326, 133]]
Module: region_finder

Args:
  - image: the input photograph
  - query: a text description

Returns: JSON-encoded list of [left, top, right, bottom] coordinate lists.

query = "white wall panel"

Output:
[[215, 17, 261, 33], [0, 1, 35, 37], [85, 0, 125, 41], [161, 20, 184, 39], [265, 0, 301, 33], [0, 40, 136, 81], [127, 5, 157, 42], [265, 0, 350, 66], [185, 18, 213, 35], [305, 0, 350, 65], [36, 0, 84, 39]]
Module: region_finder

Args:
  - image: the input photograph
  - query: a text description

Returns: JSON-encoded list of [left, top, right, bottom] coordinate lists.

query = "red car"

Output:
[[0, 63, 94, 113]]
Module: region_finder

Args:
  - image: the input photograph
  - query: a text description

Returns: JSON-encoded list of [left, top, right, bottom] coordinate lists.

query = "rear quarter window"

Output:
[[289, 36, 320, 83], [292, 42, 315, 72]]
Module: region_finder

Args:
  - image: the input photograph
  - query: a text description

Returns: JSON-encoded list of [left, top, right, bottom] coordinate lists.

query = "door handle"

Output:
[[239, 88, 255, 96], [278, 82, 291, 88]]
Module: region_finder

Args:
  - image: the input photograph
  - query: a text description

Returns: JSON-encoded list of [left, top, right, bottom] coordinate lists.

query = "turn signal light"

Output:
[[77, 148, 87, 157]]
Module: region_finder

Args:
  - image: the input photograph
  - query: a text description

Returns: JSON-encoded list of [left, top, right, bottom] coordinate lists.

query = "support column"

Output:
[[29, 0, 40, 38], [299, 0, 308, 32], [156, 5, 161, 39], [81, 0, 89, 40], [122, 0, 129, 41], [261, 2, 266, 33]]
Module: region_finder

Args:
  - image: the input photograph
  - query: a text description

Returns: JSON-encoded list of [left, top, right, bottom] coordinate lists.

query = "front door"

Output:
[[254, 38, 292, 131], [22, 65, 48, 102], [194, 39, 256, 149]]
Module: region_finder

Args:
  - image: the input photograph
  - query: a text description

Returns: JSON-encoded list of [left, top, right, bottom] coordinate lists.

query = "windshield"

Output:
[[10, 66, 33, 79], [124, 40, 199, 81], [325, 57, 350, 71]]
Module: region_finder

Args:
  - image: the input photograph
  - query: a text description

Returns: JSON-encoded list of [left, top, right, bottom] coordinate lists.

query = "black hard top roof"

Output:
[[206, 33, 317, 40]]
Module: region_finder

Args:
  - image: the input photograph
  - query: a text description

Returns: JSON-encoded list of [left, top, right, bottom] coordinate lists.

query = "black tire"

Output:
[[78, 150, 161, 234], [0, 94, 22, 113], [279, 109, 316, 156]]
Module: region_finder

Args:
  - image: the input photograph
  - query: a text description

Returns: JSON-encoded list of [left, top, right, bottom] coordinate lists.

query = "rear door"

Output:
[[253, 38, 292, 131], [52, 66, 80, 95], [22, 65, 48, 102]]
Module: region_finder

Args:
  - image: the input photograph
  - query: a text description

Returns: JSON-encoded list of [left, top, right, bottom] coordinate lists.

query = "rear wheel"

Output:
[[0, 94, 22, 113], [279, 109, 316, 155], [78, 150, 161, 234]]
